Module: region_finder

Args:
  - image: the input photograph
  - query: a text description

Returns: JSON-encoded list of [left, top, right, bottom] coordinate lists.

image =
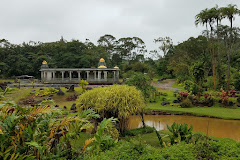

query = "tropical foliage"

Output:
[[0, 92, 118, 159], [76, 85, 145, 132], [125, 72, 156, 99]]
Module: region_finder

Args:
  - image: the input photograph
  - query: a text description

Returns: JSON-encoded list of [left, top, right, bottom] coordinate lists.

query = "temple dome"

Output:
[[42, 60, 47, 64], [99, 58, 105, 62], [98, 58, 107, 68], [98, 65, 107, 68], [114, 66, 119, 69]]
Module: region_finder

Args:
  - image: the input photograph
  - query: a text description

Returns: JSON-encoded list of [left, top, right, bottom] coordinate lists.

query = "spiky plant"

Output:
[[76, 85, 145, 132]]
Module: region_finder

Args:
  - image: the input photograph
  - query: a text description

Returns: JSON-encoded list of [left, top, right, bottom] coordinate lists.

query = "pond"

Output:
[[127, 115, 240, 141]]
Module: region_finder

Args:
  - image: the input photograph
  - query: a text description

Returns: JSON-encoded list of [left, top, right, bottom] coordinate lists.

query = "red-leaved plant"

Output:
[[179, 91, 189, 98], [218, 88, 229, 105]]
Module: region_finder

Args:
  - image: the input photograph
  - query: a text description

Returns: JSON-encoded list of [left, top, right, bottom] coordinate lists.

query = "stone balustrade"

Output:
[[39, 68, 120, 84]]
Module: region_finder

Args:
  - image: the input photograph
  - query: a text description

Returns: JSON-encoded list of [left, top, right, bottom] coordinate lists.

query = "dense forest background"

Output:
[[1, 4, 240, 90]]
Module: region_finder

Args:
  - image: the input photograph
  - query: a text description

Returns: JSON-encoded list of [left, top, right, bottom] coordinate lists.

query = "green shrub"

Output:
[[184, 80, 199, 95], [122, 70, 136, 78], [125, 72, 156, 98], [234, 77, 240, 90], [77, 85, 145, 132], [167, 122, 193, 144], [180, 98, 192, 108], [83, 138, 240, 160], [83, 140, 164, 160], [161, 143, 195, 160], [80, 79, 88, 92], [194, 139, 240, 159], [124, 126, 155, 136], [35, 88, 58, 97], [162, 93, 168, 96], [203, 76, 215, 90]]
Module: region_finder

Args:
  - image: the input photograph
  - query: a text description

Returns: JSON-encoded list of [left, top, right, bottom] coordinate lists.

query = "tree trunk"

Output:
[[140, 112, 146, 128], [227, 45, 232, 91], [119, 119, 127, 134], [209, 33, 216, 91], [212, 58, 216, 91], [227, 20, 233, 91]]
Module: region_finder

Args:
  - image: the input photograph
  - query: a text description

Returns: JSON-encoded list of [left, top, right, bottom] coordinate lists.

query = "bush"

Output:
[[83, 140, 164, 160], [161, 143, 195, 160], [203, 76, 215, 90], [184, 80, 199, 95], [124, 126, 155, 136], [180, 98, 192, 108], [83, 138, 240, 160], [194, 138, 240, 159], [125, 72, 156, 98], [35, 88, 58, 97], [77, 85, 145, 132]]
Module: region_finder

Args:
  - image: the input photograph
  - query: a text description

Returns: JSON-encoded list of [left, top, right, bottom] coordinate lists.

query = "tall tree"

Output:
[[151, 36, 173, 59], [117, 37, 146, 62], [97, 34, 117, 57], [195, 8, 218, 90], [221, 4, 240, 90]]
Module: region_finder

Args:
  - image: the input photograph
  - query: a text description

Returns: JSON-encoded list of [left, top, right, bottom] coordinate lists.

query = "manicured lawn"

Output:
[[149, 82, 240, 119], [147, 102, 240, 119]]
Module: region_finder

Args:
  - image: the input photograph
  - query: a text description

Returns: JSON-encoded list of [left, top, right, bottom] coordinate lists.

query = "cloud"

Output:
[[0, 0, 240, 56]]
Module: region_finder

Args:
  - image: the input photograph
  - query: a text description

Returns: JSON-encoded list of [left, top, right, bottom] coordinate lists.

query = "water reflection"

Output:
[[127, 115, 240, 141]]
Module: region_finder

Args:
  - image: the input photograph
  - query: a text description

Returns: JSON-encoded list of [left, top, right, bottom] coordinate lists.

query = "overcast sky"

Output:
[[1, 0, 240, 56]]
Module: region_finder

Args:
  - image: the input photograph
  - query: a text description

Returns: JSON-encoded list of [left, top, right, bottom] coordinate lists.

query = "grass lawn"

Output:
[[147, 99, 240, 119], [51, 87, 83, 109], [0, 79, 14, 82], [5, 87, 33, 103], [4, 87, 84, 109], [148, 81, 240, 120], [171, 81, 185, 90]]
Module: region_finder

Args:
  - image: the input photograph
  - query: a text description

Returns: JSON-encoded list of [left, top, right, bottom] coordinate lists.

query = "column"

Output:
[[69, 71, 72, 81], [93, 71, 96, 80], [113, 71, 116, 81], [52, 71, 55, 80], [116, 71, 119, 81], [46, 71, 52, 81], [61, 71, 65, 81], [78, 71, 81, 81], [104, 71, 108, 81], [98, 71, 101, 80], [41, 71, 44, 81], [43, 71, 46, 80], [86, 71, 90, 81]]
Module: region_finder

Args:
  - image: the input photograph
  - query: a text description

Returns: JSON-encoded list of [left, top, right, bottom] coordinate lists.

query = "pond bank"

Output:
[[144, 107, 240, 120], [128, 114, 240, 141]]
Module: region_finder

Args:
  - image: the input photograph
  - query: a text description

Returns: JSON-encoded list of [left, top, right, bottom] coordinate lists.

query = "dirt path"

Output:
[[151, 79, 181, 91]]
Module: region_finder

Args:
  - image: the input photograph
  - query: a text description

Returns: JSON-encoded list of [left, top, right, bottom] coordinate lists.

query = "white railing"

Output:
[[43, 78, 119, 83]]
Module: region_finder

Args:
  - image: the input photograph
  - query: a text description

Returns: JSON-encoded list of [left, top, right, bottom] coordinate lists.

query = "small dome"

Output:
[[42, 60, 47, 64], [114, 66, 119, 69], [98, 65, 107, 68], [99, 58, 105, 62]]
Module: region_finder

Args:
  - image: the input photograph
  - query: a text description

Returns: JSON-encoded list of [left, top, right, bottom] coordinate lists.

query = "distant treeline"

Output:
[[0, 35, 147, 78]]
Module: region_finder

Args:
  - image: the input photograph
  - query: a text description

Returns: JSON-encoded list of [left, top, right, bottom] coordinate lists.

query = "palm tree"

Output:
[[221, 4, 240, 90], [195, 8, 209, 30], [195, 8, 217, 90], [212, 5, 223, 90]]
